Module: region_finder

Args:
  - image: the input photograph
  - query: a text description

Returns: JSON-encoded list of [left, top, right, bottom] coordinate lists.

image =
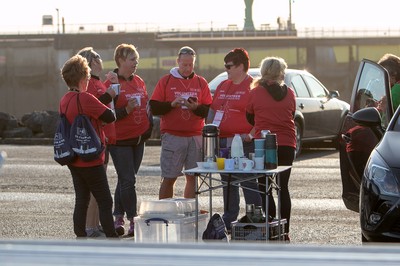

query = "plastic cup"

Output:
[[254, 138, 266, 149], [110, 84, 120, 95], [254, 156, 264, 170], [254, 148, 264, 157], [131, 95, 141, 107], [224, 158, 235, 170], [216, 157, 225, 170]]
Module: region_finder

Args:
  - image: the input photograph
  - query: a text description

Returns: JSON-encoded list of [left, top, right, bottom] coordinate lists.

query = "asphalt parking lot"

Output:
[[0, 143, 360, 245]]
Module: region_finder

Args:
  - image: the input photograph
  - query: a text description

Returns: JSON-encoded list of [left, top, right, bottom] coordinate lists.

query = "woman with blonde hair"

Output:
[[76, 47, 118, 237], [246, 56, 296, 241], [107, 43, 153, 237]]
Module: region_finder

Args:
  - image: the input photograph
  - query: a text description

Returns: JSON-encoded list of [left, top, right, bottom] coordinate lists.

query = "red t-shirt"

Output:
[[246, 85, 296, 148], [151, 74, 213, 137], [345, 125, 378, 153], [87, 78, 107, 98], [59, 91, 109, 167], [87, 77, 116, 145], [210, 76, 253, 138], [110, 75, 150, 140]]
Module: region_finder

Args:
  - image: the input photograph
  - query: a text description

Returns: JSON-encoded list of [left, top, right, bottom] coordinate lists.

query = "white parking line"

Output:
[[0, 192, 346, 211]]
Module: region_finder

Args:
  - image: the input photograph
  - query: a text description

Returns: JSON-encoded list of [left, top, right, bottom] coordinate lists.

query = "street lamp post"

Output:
[[56, 8, 60, 34]]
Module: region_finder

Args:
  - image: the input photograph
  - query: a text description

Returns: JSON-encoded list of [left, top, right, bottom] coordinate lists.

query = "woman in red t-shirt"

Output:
[[208, 48, 262, 231], [59, 55, 117, 238], [77, 47, 118, 238], [107, 44, 153, 237], [246, 56, 296, 241]]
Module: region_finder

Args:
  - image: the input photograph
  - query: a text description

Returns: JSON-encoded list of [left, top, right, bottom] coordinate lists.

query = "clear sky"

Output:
[[1, 0, 398, 33]]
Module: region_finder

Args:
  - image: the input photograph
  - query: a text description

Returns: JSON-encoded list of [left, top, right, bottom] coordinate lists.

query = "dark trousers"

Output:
[[109, 143, 144, 219], [220, 139, 262, 229], [68, 164, 118, 238], [258, 146, 295, 233]]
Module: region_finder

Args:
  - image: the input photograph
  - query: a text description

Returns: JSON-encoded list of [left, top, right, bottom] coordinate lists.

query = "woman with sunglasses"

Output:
[[207, 48, 262, 232]]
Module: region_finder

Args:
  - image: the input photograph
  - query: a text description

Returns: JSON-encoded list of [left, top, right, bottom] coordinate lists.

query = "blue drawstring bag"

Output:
[[69, 94, 104, 161], [54, 101, 76, 166]]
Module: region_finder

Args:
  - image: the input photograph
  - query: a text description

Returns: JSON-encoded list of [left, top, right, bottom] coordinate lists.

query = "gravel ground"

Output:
[[0, 144, 360, 245]]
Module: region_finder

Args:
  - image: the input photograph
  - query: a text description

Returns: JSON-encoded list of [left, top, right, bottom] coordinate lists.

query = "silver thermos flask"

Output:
[[202, 124, 219, 162]]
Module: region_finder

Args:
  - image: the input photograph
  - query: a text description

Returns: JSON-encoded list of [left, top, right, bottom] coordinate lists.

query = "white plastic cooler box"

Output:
[[134, 198, 208, 243]]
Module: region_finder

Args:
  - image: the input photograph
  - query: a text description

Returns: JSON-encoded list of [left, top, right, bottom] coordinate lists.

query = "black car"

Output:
[[208, 68, 350, 156], [339, 59, 400, 242]]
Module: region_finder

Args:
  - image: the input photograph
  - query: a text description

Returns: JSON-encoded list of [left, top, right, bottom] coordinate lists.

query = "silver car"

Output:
[[208, 68, 350, 156]]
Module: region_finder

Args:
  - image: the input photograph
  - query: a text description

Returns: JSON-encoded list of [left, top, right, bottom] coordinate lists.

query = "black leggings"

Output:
[[68, 165, 118, 238], [258, 146, 295, 233]]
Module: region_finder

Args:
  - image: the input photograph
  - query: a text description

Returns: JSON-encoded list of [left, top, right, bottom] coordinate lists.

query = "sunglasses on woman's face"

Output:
[[224, 63, 235, 70], [179, 48, 195, 56]]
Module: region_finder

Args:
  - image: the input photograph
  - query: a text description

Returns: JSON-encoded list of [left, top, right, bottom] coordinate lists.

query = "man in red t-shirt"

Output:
[[150, 46, 212, 199]]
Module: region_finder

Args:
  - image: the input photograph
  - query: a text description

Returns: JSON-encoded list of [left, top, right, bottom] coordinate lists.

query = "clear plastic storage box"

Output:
[[134, 213, 208, 243], [160, 198, 197, 217], [138, 199, 185, 219], [135, 198, 207, 242]]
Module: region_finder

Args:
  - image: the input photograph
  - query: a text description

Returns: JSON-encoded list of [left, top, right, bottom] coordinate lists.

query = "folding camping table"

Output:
[[183, 165, 291, 241]]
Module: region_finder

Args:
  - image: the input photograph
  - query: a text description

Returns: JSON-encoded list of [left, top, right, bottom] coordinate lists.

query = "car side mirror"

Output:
[[329, 90, 340, 98], [352, 107, 382, 127]]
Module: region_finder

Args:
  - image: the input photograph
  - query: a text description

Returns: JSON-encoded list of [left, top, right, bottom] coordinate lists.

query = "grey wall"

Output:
[[1, 32, 399, 118]]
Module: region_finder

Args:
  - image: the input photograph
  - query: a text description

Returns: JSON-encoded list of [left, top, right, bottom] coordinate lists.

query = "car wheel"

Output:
[[295, 121, 302, 157]]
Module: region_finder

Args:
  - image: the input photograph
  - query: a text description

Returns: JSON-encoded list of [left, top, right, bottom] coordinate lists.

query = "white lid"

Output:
[[139, 200, 185, 218]]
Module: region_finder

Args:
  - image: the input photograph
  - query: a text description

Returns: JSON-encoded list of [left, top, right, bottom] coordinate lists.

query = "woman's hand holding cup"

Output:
[[105, 71, 118, 83], [125, 98, 136, 113]]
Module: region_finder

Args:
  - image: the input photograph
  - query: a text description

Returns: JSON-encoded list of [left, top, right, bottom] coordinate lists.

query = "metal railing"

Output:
[[2, 22, 400, 38]]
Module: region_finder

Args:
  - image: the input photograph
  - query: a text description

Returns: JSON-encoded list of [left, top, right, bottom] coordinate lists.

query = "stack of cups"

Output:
[[253, 138, 265, 170]]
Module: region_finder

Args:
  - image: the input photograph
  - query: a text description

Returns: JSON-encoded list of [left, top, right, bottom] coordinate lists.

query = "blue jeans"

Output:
[[109, 143, 144, 219], [220, 140, 262, 229], [68, 165, 117, 238]]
